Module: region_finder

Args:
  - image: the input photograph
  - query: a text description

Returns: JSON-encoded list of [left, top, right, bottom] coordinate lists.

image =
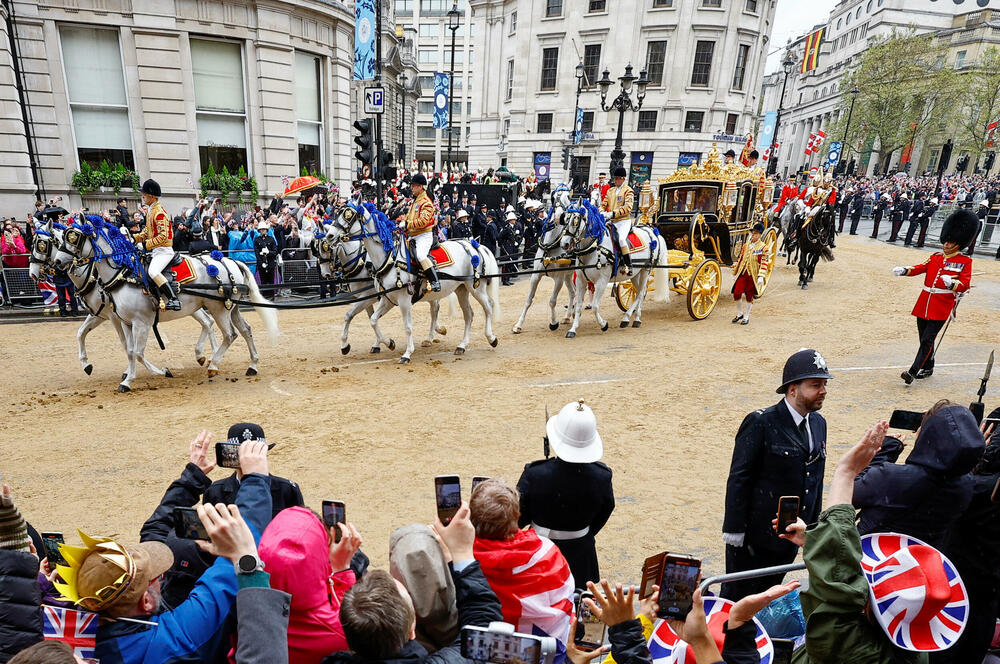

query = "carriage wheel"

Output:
[[686, 259, 722, 320], [613, 281, 637, 312], [757, 228, 779, 297]]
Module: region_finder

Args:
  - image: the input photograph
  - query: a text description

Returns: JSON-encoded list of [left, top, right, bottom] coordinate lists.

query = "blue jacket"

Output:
[[95, 473, 272, 664], [228, 230, 257, 274]]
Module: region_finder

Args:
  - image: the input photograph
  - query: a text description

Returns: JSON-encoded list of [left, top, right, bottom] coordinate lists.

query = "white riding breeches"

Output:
[[611, 219, 631, 250], [148, 246, 174, 280], [412, 232, 433, 265]]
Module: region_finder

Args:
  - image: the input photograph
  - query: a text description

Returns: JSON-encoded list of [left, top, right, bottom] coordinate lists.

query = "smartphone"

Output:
[[772, 638, 794, 664], [41, 532, 66, 566], [777, 495, 801, 535], [574, 590, 606, 651], [889, 409, 924, 431], [656, 554, 701, 619], [322, 500, 346, 543], [639, 552, 666, 599], [435, 474, 462, 526], [460, 626, 546, 664], [215, 441, 242, 469], [472, 476, 489, 491], [173, 507, 210, 540]]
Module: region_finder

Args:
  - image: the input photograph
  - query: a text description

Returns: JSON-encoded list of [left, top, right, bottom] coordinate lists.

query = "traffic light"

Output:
[[956, 154, 970, 173], [561, 147, 571, 170], [985, 151, 996, 172], [938, 139, 953, 172], [378, 150, 396, 180], [353, 119, 373, 166]]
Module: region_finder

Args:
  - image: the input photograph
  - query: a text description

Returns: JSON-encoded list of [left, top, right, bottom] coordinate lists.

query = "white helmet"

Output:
[[546, 399, 603, 463]]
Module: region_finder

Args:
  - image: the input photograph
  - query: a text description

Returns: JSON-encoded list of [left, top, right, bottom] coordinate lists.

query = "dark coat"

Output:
[[854, 406, 984, 549], [203, 473, 303, 521], [908, 199, 925, 221], [893, 199, 912, 221], [321, 561, 502, 664], [723, 400, 827, 555], [235, 587, 291, 664], [608, 615, 759, 664], [0, 549, 43, 663], [253, 235, 279, 274], [188, 237, 216, 255], [497, 221, 522, 257], [517, 457, 615, 586]]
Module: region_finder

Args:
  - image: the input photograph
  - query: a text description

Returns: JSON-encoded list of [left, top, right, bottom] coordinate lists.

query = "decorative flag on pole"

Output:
[[574, 107, 584, 145], [43, 606, 98, 659], [757, 111, 778, 153], [826, 141, 843, 169], [987, 120, 998, 147], [801, 28, 824, 73], [739, 133, 755, 166], [813, 130, 827, 152], [432, 72, 450, 129], [353, 0, 376, 80], [805, 132, 817, 155], [763, 142, 779, 161]]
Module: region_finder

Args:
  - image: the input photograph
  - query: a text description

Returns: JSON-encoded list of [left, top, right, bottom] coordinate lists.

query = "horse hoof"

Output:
[[436, 326, 447, 336], [455, 347, 466, 355], [246, 367, 257, 376], [207, 369, 219, 378], [341, 345, 351, 355], [801, 284, 808, 290], [566, 331, 576, 339], [399, 356, 411, 364], [370, 346, 381, 354], [117, 384, 130, 393], [548, 323, 559, 331], [164, 368, 174, 378], [512, 326, 522, 334], [84, 364, 93, 375], [619, 320, 629, 328], [388, 339, 396, 350], [632, 320, 642, 328], [490, 336, 499, 348], [421, 340, 433, 348], [196, 356, 206, 366], [601, 321, 609, 332]]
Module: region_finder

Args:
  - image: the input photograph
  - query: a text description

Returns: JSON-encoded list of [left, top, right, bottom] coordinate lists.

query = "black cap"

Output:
[[777, 348, 834, 394], [612, 166, 627, 178], [411, 173, 427, 186], [141, 179, 162, 197], [724, 149, 737, 157], [940, 208, 979, 249], [226, 422, 276, 449], [752, 222, 764, 233], [749, 150, 760, 159]]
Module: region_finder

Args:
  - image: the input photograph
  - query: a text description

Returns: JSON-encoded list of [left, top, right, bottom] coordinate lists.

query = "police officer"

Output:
[[722, 348, 833, 600], [886, 192, 910, 243], [870, 193, 889, 239], [498, 210, 522, 285], [517, 399, 615, 586], [451, 208, 472, 239]]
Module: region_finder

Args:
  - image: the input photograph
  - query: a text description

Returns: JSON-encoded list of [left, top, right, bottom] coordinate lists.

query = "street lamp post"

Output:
[[839, 85, 859, 175], [598, 64, 649, 174], [398, 73, 408, 167], [571, 61, 584, 190], [446, 3, 460, 174], [767, 52, 796, 177]]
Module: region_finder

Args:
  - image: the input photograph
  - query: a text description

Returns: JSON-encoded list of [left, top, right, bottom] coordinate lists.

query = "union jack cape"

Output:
[[43, 605, 97, 658]]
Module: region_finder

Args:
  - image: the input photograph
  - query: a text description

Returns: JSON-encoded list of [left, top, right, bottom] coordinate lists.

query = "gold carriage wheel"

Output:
[[686, 259, 721, 320], [757, 227, 779, 297], [613, 281, 638, 313]]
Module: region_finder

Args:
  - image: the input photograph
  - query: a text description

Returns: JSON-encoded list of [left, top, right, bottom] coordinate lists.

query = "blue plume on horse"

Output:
[[471, 254, 480, 268], [314, 229, 327, 240], [206, 264, 219, 278], [579, 200, 605, 241], [360, 202, 395, 254], [471, 239, 480, 249], [210, 250, 224, 261], [53, 222, 67, 231], [80, 223, 95, 237], [85, 214, 103, 225]]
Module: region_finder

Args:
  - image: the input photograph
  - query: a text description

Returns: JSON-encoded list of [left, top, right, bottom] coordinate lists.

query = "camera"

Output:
[[460, 623, 557, 664]]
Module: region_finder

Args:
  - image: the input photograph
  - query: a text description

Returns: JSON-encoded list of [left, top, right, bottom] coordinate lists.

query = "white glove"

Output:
[[941, 274, 954, 288], [723, 532, 745, 547], [757, 275, 765, 286], [892, 266, 906, 277], [136, 242, 145, 252], [277, 256, 283, 266], [261, 247, 270, 255], [602, 211, 612, 221]]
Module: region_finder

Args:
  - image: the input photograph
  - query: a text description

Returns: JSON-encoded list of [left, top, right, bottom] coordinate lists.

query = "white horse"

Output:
[[511, 186, 578, 334], [560, 200, 669, 337], [29, 221, 218, 377], [53, 219, 278, 391], [330, 202, 500, 363]]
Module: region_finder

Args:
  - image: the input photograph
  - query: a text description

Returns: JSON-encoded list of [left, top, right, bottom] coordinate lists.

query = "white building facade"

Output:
[[465, 0, 778, 186]]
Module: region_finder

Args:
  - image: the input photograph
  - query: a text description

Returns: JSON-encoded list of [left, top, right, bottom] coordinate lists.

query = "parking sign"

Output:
[[364, 87, 384, 114]]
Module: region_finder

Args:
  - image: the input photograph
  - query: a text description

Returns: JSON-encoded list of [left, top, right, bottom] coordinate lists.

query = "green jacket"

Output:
[[792, 504, 926, 664]]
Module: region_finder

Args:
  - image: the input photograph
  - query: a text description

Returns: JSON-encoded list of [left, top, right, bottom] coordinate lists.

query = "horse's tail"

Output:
[[820, 246, 835, 262], [652, 235, 670, 303], [482, 247, 501, 322], [231, 259, 280, 342]]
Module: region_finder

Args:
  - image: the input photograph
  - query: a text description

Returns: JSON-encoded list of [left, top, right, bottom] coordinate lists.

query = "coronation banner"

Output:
[[353, 0, 376, 80], [433, 72, 450, 129]]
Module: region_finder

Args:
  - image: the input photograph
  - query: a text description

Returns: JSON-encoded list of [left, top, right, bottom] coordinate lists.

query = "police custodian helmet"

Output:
[[777, 348, 834, 394]]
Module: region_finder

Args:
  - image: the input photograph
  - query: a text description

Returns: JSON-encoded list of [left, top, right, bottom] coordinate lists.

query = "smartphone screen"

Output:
[[322, 500, 346, 543], [461, 626, 542, 664], [777, 496, 801, 535], [772, 639, 794, 664], [41, 532, 66, 566], [173, 507, 210, 540], [472, 476, 489, 492], [657, 555, 701, 619], [889, 409, 924, 432], [215, 442, 242, 469], [574, 591, 606, 651], [435, 475, 462, 526]]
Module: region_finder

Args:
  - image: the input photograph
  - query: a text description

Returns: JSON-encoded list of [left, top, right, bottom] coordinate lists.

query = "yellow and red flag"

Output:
[[801, 28, 824, 73]]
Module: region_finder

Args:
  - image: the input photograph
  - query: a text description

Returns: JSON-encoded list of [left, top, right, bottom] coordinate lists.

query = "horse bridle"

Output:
[[562, 209, 599, 256], [536, 212, 565, 252]]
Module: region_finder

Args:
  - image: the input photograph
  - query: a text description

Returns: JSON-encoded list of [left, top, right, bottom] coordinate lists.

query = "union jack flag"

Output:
[[43, 606, 97, 658], [648, 596, 773, 664], [38, 279, 58, 306], [860, 533, 968, 652]]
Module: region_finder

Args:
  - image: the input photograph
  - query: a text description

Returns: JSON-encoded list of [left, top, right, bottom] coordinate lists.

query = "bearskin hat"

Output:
[[939, 208, 979, 249]]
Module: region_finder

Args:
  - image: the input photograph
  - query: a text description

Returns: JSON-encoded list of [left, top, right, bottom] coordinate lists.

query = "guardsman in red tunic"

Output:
[[403, 172, 440, 291], [132, 178, 181, 311], [731, 223, 770, 325], [893, 209, 977, 384]]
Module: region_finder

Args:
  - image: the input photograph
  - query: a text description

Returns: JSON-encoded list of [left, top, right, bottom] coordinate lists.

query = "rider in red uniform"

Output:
[[893, 209, 977, 384]]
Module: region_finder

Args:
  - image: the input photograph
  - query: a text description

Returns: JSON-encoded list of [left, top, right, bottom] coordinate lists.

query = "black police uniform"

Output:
[[203, 473, 304, 520], [517, 457, 615, 586]]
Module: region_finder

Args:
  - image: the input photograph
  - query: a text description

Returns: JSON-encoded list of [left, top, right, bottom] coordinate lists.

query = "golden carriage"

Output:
[[612, 145, 779, 320]]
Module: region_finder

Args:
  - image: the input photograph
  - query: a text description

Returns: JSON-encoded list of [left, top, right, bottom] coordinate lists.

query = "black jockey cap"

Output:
[[141, 179, 162, 197], [411, 173, 427, 186], [612, 166, 627, 178], [724, 149, 737, 158], [749, 150, 760, 159], [940, 208, 979, 249], [752, 222, 765, 233], [227, 422, 276, 450], [777, 348, 834, 394]]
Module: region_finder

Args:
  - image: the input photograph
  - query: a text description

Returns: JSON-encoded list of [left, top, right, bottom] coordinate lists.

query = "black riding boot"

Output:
[[622, 251, 633, 274], [160, 282, 182, 311], [426, 266, 441, 292]]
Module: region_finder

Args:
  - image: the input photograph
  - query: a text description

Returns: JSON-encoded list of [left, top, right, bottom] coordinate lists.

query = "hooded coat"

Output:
[[258, 507, 357, 664], [388, 525, 457, 653], [853, 406, 985, 548]]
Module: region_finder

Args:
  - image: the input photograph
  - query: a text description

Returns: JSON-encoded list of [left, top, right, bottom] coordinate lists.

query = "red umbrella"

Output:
[[283, 176, 326, 197]]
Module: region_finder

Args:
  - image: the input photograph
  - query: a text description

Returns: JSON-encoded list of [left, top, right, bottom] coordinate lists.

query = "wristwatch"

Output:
[[235, 553, 264, 575]]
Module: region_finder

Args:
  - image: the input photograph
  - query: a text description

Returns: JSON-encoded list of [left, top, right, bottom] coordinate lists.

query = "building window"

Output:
[[691, 40, 715, 87], [59, 26, 134, 170], [191, 39, 248, 174], [395, 0, 412, 12], [503, 118, 510, 135], [856, 6, 861, 17], [295, 52, 322, 173], [702, 0, 721, 7], [745, 0, 758, 11], [653, 0, 673, 5], [420, 0, 449, 11], [684, 111, 704, 132], [546, 0, 562, 17], [418, 101, 435, 114], [453, 76, 463, 90], [417, 126, 436, 140], [582, 44, 601, 87], [418, 75, 434, 90], [506, 59, 515, 100], [540, 47, 558, 91], [646, 40, 667, 86], [956, 50, 967, 68], [419, 49, 437, 64], [419, 24, 438, 38], [581, 110, 595, 133], [637, 110, 657, 132], [589, 0, 606, 11], [725, 113, 738, 134], [537, 113, 553, 133], [867, 0, 872, 10], [509, 10, 517, 34], [837, 17, 842, 29], [732, 44, 750, 90]]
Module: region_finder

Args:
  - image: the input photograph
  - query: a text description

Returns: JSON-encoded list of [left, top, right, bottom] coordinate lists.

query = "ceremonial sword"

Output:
[[969, 350, 994, 424]]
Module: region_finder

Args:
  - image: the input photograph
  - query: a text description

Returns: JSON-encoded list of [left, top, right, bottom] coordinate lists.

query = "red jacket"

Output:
[[774, 185, 799, 213], [903, 252, 972, 320]]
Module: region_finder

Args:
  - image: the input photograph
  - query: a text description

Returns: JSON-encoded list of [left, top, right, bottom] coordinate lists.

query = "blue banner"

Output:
[[433, 72, 450, 129], [533, 152, 551, 181], [353, 0, 376, 81], [678, 152, 701, 167], [574, 108, 584, 145], [757, 111, 777, 152], [826, 141, 843, 169]]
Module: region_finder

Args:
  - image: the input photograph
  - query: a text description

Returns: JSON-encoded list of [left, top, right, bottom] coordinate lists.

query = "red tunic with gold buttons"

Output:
[[903, 251, 972, 321]]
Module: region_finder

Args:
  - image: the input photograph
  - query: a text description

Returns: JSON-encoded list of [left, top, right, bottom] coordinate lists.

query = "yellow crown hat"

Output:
[[52, 530, 137, 613]]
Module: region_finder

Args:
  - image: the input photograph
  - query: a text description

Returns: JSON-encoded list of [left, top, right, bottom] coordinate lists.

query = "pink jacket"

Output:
[[1, 234, 27, 268], [257, 507, 356, 664]]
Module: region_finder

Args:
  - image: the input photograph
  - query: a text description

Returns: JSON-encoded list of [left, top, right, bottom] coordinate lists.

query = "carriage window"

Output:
[[738, 184, 754, 221], [661, 186, 719, 214]]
